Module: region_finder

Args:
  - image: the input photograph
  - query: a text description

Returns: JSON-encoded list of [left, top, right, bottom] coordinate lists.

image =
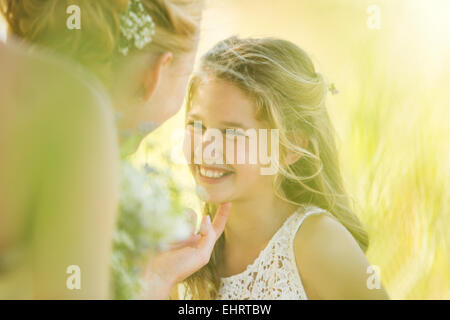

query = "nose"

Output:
[[193, 128, 224, 165]]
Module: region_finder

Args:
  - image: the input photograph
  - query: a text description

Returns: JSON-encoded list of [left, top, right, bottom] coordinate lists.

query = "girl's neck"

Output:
[[224, 194, 299, 251]]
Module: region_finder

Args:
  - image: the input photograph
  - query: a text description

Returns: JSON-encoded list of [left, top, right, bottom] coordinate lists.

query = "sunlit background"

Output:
[[1, 0, 448, 299], [132, 0, 450, 299]]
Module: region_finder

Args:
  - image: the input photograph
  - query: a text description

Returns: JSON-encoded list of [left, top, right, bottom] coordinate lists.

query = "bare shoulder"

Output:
[[0, 40, 119, 298], [295, 212, 360, 256], [293, 212, 389, 299]]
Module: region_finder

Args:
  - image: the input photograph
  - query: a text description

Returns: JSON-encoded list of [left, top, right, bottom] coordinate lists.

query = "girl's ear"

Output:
[[143, 52, 174, 102], [285, 152, 302, 166], [284, 133, 309, 166]]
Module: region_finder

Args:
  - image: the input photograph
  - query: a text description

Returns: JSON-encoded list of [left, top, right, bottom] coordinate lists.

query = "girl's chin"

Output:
[[194, 184, 233, 203], [211, 193, 233, 203]]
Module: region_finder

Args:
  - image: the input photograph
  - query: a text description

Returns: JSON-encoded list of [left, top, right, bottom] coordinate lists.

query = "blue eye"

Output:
[[225, 128, 247, 137]]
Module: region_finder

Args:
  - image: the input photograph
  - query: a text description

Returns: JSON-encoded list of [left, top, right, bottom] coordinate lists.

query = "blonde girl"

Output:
[[179, 36, 390, 299]]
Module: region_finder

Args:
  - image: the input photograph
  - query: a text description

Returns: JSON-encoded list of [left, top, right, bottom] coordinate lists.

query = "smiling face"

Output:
[[183, 77, 277, 204]]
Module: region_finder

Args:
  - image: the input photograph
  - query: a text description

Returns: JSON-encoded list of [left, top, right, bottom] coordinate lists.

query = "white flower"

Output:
[[118, 0, 155, 56], [112, 158, 192, 299], [118, 161, 190, 248]]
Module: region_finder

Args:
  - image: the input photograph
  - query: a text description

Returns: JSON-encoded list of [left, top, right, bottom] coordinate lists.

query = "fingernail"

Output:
[[206, 215, 211, 225]]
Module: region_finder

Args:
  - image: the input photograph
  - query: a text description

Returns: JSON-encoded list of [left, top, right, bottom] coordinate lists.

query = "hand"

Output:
[[141, 202, 232, 299]]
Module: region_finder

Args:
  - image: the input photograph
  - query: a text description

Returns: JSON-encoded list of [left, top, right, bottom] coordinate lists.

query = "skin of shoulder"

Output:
[[294, 213, 389, 300], [0, 40, 120, 298], [30, 66, 120, 299]]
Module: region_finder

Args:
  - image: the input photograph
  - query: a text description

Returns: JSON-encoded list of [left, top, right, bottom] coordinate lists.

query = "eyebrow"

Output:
[[186, 113, 248, 129], [220, 121, 248, 129]]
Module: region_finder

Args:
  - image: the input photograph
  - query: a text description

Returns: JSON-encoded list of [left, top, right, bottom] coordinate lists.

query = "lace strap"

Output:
[[288, 206, 327, 245]]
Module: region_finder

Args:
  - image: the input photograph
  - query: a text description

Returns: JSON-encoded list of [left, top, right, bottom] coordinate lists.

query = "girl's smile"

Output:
[[195, 165, 235, 184]]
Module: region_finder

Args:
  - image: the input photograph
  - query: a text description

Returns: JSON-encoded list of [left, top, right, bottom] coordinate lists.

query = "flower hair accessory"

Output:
[[118, 0, 156, 56], [328, 82, 339, 95]]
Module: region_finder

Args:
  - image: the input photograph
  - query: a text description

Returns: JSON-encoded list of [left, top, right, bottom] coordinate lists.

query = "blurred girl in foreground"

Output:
[[0, 0, 229, 299]]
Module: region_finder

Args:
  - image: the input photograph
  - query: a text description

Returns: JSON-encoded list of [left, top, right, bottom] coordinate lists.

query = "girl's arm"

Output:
[[294, 214, 390, 300]]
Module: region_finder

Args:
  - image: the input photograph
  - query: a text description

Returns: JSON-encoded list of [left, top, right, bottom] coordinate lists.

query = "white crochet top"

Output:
[[217, 205, 327, 300]]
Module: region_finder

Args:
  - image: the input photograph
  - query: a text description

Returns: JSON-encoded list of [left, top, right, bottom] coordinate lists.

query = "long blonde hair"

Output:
[[0, 0, 203, 83], [184, 36, 369, 299]]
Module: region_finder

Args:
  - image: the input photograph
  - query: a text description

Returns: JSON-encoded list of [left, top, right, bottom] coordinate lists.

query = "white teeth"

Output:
[[199, 167, 228, 178]]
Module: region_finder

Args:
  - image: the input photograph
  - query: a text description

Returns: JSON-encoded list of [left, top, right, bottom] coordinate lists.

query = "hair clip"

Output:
[[328, 83, 339, 95], [118, 0, 156, 56]]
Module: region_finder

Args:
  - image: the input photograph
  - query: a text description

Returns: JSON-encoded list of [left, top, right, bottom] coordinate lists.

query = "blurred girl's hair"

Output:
[[0, 0, 203, 83], [184, 36, 369, 299]]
